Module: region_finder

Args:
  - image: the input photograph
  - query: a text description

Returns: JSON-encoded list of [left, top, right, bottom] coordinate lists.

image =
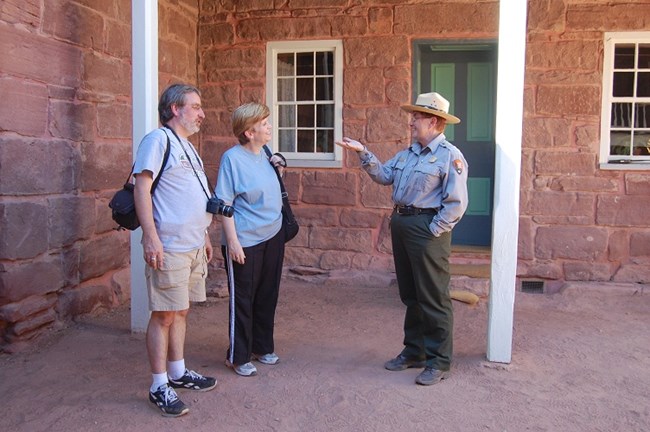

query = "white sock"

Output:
[[167, 359, 186, 380], [150, 372, 168, 393]]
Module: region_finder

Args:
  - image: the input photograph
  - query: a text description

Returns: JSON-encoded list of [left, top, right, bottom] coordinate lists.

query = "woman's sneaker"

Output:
[[169, 369, 217, 392], [149, 384, 189, 417], [253, 352, 280, 365], [225, 360, 257, 376]]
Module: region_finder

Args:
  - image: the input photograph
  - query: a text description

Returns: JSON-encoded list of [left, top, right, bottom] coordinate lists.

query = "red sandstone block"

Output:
[[49, 100, 96, 142], [97, 103, 131, 139], [80, 141, 132, 192], [630, 232, 650, 258], [0, 78, 48, 137], [344, 68, 384, 105], [301, 171, 357, 206], [320, 250, 354, 270], [523, 118, 572, 148], [625, 174, 650, 196], [0, 138, 80, 195], [56, 284, 114, 318], [564, 262, 615, 282], [395, 3, 498, 34], [79, 235, 129, 281], [105, 20, 131, 58], [549, 176, 619, 193], [527, 0, 566, 32], [0, 202, 49, 260], [340, 208, 383, 228], [536, 85, 600, 117], [367, 107, 409, 143], [0, 0, 41, 27], [527, 40, 599, 71], [82, 53, 131, 96], [310, 227, 374, 253], [332, 15, 367, 37], [360, 175, 393, 209], [0, 260, 65, 304], [526, 191, 594, 216], [612, 264, 650, 283], [11, 309, 56, 337], [0, 26, 81, 87], [534, 152, 596, 176], [199, 22, 235, 48], [567, 4, 649, 31], [43, 0, 104, 50], [0, 294, 57, 323], [291, 206, 339, 227], [597, 195, 650, 227], [368, 7, 392, 34], [535, 226, 608, 260], [48, 196, 96, 248]]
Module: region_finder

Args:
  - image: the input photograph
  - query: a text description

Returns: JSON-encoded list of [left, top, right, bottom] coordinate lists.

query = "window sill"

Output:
[[599, 162, 650, 171], [287, 159, 342, 169]]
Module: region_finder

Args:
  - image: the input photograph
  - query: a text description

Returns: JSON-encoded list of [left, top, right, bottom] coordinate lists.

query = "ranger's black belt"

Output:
[[393, 205, 438, 216]]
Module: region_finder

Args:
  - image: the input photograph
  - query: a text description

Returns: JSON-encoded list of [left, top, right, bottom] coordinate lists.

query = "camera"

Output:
[[207, 197, 234, 217]]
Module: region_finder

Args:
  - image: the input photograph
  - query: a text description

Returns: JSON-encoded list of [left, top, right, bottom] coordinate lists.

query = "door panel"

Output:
[[417, 44, 497, 246]]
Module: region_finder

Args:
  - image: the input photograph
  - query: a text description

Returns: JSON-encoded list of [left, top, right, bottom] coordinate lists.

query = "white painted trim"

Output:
[[265, 40, 343, 168], [131, 0, 158, 333], [599, 32, 650, 165], [487, 0, 528, 363]]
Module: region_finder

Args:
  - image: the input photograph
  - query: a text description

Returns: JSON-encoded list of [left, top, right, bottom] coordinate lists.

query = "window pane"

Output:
[[633, 131, 650, 155], [279, 129, 295, 152], [317, 130, 333, 153], [316, 77, 333, 100], [296, 52, 313, 76], [614, 44, 635, 69], [278, 78, 294, 102], [610, 131, 632, 155], [637, 72, 650, 97], [316, 51, 333, 75], [278, 105, 295, 127], [638, 44, 650, 69], [613, 71, 634, 97], [635, 103, 650, 128], [611, 102, 632, 128], [298, 130, 314, 152], [296, 77, 313, 101], [298, 105, 314, 127], [317, 104, 334, 127], [277, 53, 294, 76]]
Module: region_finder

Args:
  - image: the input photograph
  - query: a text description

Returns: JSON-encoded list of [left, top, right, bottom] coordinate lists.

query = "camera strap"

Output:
[[163, 125, 214, 199]]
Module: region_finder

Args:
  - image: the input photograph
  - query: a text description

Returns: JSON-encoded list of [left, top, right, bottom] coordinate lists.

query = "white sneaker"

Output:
[[253, 352, 280, 365], [225, 360, 257, 376]]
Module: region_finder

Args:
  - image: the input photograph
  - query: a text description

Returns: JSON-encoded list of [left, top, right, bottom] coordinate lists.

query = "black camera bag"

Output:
[[109, 133, 170, 230]]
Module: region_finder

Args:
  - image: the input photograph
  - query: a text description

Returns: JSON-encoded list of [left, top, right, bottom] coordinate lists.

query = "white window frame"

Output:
[[266, 40, 343, 168], [600, 32, 650, 170]]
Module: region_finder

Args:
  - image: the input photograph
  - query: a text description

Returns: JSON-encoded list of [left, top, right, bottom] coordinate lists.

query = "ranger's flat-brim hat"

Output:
[[401, 92, 461, 124]]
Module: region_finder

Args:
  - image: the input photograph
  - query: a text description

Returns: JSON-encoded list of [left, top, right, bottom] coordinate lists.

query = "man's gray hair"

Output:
[[158, 83, 201, 124]]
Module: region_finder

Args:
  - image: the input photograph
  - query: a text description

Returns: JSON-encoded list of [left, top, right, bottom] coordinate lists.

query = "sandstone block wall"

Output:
[[0, 0, 200, 352], [522, 0, 650, 283]]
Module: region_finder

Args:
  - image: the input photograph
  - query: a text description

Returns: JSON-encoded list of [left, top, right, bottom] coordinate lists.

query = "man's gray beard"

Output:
[[181, 118, 200, 135]]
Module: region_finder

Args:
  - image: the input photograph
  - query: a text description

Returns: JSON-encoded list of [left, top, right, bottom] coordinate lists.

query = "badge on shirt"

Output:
[[453, 159, 464, 174], [429, 156, 437, 163]]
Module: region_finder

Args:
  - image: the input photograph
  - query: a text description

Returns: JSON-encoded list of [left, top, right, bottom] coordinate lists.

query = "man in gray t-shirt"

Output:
[[133, 84, 216, 417]]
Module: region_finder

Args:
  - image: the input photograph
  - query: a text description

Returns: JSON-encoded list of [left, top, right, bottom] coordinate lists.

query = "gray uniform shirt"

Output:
[[358, 133, 469, 236]]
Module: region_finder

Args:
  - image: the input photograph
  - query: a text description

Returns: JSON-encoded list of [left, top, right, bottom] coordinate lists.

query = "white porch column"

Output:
[[131, 0, 158, 332], [487, 0, 528, 362]]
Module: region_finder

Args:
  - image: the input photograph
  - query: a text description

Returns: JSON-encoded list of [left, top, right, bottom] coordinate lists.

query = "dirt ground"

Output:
[[1, 271, 649, 432]]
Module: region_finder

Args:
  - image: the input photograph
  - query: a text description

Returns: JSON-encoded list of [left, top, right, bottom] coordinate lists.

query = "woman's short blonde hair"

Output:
[[232, 102, 270, 144]]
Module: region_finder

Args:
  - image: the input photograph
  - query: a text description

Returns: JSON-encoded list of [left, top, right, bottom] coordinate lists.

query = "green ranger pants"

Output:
[[390, 212, 453, 371]]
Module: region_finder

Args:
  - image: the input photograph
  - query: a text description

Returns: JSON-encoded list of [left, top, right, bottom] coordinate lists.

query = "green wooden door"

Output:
[[416, 44, 496, 246]]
